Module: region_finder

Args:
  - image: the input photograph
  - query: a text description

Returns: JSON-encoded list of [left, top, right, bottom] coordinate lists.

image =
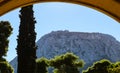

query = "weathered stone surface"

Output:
[[10, 31, 120, 73]]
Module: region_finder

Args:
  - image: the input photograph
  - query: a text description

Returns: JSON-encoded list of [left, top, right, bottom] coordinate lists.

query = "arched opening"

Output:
[[0, 0, 120, 22], [0, 2, 119, 62], [0, 1, 120, 72]]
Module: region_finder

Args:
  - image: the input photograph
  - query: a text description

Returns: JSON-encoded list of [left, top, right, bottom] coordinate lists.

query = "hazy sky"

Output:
[[0, 2, 120, 62]]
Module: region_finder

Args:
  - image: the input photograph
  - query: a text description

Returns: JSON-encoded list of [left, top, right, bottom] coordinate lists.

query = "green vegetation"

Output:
[[1, 3, 120, 73], [83, 59, 120, 73], [108, 62, 120, 73], [0, 21, 14, 73], [36, 53, 120, 73], [50, 53, 84, 73], [16, 5, 37, 73], [36, 57, 49, 73], [0, 58, 14, 73], [83, 59, 111, 73], [36, 52, 84, 73], [0, 21, 13, 58]]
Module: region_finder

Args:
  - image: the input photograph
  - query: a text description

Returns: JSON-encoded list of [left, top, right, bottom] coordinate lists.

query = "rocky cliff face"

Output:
[[10, 31, 120, 73]]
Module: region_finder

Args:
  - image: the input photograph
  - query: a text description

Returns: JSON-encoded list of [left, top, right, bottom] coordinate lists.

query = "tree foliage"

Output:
[[83, 59, 111, 73], [50, 52, 84, 73], [108, 62, 120, 73], [16, 5, 37, 73], [0, 21, 13, 57], [0, 58, 14, 73], [0, 21, 14, 73], [36, 57, 49, 73], [83, 59, 120, 73]]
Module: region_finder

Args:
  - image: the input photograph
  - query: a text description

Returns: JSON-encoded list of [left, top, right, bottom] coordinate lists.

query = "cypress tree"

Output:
[[0, 21, 14, 73], [0, 21, 12, 58], [16, 5, 37, 73]]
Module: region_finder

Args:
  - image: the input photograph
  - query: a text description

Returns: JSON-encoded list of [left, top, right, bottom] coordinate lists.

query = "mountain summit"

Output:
[[11, 31, 120, 73]]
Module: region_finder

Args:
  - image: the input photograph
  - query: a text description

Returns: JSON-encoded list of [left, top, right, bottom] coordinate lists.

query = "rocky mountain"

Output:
[[10, 31, 120, 73]]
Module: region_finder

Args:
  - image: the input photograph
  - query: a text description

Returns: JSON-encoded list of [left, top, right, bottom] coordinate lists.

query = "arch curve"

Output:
[[0, 0, 120, 22]]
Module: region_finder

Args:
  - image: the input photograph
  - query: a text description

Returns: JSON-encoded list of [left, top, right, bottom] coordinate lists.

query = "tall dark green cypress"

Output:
[[0, 21, 13, 58], [16, 5, 37, 73], [0, 21, 14, 73]]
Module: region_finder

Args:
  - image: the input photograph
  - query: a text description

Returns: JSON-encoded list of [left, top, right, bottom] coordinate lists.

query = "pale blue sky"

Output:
[[0, 2, 120, 62]]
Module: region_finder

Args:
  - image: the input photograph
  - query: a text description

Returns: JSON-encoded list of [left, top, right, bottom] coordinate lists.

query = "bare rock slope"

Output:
[[10, 31, 120, 73]]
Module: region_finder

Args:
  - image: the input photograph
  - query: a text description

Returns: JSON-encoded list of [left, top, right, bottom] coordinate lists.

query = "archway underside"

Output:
[[0, 0, 120, 22]]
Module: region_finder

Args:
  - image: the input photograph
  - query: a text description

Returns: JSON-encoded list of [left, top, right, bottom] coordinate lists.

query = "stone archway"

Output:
[[0, 0, 120, 22]]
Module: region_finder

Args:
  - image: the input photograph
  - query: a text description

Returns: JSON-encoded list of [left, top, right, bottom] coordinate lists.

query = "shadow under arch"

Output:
[[0, 0, 120, 23]]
